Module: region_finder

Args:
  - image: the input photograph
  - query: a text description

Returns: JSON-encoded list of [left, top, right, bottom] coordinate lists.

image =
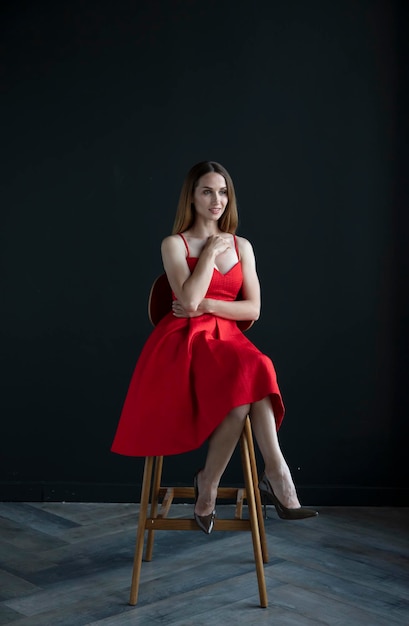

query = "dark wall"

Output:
[[1, 0, 407, 504]]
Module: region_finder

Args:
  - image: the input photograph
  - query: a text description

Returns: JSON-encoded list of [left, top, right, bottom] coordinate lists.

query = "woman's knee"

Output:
[[250, 396, 274, 416]]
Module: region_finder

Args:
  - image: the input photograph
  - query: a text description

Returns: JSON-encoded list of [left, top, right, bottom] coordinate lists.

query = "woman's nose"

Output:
[[213, 192, 222, 204]]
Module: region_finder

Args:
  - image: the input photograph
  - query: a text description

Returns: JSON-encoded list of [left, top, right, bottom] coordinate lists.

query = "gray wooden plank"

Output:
[[0, 517, 68, 552], [0, 604, 21, 626], [0, 541, 58, 576], [0, 571, 40, 602], [0, 504, 80, 535], [265, 560, 409, 622]]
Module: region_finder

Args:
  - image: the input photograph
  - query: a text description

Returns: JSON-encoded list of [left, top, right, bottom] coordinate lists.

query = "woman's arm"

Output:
[[161, 234, 231, 312], [171, 237, 261, 321]]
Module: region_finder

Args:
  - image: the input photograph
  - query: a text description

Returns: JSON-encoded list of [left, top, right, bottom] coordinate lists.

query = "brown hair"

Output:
[[172, 161, 238, 234]]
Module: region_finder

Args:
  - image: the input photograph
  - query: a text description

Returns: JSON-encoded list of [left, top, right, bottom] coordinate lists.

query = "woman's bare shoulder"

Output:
[[161, 234, 183, 250], [236, 235, 255, 255]]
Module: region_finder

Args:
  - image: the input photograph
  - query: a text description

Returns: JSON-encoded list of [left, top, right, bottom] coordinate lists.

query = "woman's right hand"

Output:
[[203, 235, 231, 258]]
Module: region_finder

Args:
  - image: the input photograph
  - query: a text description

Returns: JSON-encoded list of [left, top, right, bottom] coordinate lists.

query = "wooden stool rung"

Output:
[[144, 518, 253, 531], [157, 487, 174, 518], [158, 486, 195, 499]]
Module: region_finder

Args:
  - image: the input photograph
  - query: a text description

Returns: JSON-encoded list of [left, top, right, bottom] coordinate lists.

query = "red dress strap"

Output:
[[178, 232, 190, 256], [233, 234, 240, 259]]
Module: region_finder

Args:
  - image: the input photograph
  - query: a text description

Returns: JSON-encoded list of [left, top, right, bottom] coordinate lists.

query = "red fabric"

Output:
[[111, 259, 285, 456]]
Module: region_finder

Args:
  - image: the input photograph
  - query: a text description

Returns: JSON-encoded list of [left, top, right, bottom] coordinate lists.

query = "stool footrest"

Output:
[[155, 486, 252, 522], [144, 518, 253, 531], [157, 486, 249, 500]]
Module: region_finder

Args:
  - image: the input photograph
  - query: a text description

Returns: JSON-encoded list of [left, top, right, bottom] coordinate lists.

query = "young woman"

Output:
[[111, 161, 317, 533]]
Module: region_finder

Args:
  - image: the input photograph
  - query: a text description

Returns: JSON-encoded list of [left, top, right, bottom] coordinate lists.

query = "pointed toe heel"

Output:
[[193, 472, 216, 534], [194, 511, 216, 534], [258, 473, 318, 521]]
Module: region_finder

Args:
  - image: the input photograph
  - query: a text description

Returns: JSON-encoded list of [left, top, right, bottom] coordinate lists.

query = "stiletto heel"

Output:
[[193, 471, 216, 534], [258, 472, 318, 520], [260, 492, 268, 519]]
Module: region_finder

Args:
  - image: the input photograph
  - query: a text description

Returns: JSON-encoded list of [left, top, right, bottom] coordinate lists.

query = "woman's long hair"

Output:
[[172, 161, 238, 234]]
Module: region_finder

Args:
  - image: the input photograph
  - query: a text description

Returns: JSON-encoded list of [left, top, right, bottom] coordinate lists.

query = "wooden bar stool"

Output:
[[128, 275, 269, 608]]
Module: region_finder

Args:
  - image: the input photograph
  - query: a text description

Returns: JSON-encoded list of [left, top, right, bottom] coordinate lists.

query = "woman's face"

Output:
[[192, 172, 228, 222]]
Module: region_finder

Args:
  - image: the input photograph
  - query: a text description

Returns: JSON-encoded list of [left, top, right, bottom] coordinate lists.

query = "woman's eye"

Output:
[[220, 190, 227, 195], [203, 190, 211, 195]]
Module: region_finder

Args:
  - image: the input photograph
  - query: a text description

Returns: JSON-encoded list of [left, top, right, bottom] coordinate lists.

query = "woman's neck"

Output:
[[186, 219, 222, 239]]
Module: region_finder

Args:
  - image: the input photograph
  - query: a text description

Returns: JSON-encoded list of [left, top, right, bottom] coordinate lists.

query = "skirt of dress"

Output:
[[111, 311, 285, 456]]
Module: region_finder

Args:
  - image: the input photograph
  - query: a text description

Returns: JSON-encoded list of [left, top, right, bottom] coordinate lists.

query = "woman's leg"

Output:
[[250, 397, 301, 509], [195, 404, 250, 516]]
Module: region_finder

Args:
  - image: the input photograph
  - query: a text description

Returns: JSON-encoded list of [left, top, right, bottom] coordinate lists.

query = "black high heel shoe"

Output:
[[258, 472, 318, 520], [193, 471, 216, 534]]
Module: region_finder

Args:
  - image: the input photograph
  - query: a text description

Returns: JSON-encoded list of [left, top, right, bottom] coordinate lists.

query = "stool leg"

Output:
[[144, 456, 164, 561], [244, 418, 269, 564], [241, 428, 268, 608], [129, 456, 154, 606]]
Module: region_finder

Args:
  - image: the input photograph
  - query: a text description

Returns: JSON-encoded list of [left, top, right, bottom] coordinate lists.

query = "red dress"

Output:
[[111, 236, 285, 456]]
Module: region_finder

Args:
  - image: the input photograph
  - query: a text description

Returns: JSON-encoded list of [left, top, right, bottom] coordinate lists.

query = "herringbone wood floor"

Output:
[[0, 502, 408, 625]]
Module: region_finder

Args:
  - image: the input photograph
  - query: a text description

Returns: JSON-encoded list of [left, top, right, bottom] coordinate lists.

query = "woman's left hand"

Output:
[[172, 300, 204, 318]]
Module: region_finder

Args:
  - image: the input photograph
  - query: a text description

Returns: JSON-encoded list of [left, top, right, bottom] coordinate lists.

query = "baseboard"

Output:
[[0, 482, 408, 506], [297, 486, 409, 507]]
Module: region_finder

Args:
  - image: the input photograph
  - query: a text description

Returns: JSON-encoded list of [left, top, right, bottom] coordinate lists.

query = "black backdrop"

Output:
[[1, 0, 407, 505]]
